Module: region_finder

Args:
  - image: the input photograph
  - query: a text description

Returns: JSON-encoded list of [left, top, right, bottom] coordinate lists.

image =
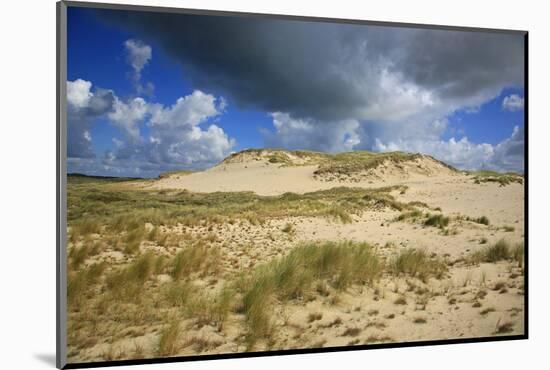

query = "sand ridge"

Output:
[[148, 150, 460, 196]]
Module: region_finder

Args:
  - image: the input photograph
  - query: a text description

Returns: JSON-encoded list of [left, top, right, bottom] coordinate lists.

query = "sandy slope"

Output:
[[149, 155, 459, 196], [152, 161, 326, 195]]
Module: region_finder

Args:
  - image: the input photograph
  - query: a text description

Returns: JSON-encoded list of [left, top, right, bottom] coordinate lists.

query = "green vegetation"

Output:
[[494, 320, 514, 334], [163, 281, 194, 307], [222, 148, 327, 167], [68, 176, 420, 245], [471, 216, 490, 225], [157, 320, 182, 357], [470, 170, 523, 187], [281, 223, 294, 233], [234, 241, 452, 347], [185, 286, 233, 331], [423, 214, 450, 229], [67, 262, 107, 306], [395, 209, 423, 222], [236, 241, 382, 347], [396, 210, 452, 230], [105, 252, 156, 301], [69, 245, 91, 269], [397, 210, 493, 231], [222, 149, 457, 178], [389, 249, 447, 281], [158, 170, 194, 179], [313, 151, 456, 178], [469, 239, 525, 265], [171, 244, 221, 279]]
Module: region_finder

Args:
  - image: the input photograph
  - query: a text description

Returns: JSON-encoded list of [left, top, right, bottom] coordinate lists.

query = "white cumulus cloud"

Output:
[[124, 39, 154, 95], [108, 97, 148, 141], [502, 94, 524, 111], [372, 125, 524, 173], [66, 79, 115, 158], [67, 79, 93, 109], [124, 39, 152, 79], [67, 78, 236, 177], [264, 112, 361, 153]]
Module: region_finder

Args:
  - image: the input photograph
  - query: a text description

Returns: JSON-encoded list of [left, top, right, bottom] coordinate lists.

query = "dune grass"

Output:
[[185, 285, 233, 331], [157, 320, 182, 357], [281, 223, 294, 233], [423, 214, 450, 229], [105, 252, 156, 301], [171, 244, 221, 280], [389, 249, 447, 281], [68, 177, 423, 246], [312, 151, 456, 177], [395, 210, 451, 230], [396, 209, 423, 222], [222, 149, 457, 178], [163, 281, 194, 308], [470, 170, 523, 187], [66, 232, 478, 358], [233, 241, 447, 348], [236, 241, 383, 347], [471, 216, 490, 225], [469, 239, 525, 265], [67, 262, 107, 307], [69, 245, 91, 269]]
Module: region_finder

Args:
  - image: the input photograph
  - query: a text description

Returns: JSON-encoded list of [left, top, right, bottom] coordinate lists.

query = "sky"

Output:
[[66, 6, 525, 178]]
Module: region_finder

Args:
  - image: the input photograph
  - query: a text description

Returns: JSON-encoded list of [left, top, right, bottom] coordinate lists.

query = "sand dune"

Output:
[[67, 149, 525, 362], [149, 149, 459, 196]]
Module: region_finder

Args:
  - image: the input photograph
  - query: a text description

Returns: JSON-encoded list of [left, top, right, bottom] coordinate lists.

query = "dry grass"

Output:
[[469, 239, 524, 265], [470, 216, 490, 225], [171, 244, 221, 280], [470, 171, 523, 187], [342, 327, 362, 337], [105, 252, 156, 301], [394, 296, 407, 305], [237, 241, 382, 348], [423, 214, 450, 229], [185, 286, 233, 331], [396, 209, 423, 222], [68, 176, 424, 235], [163, 281, 194, 307], [281, 223, 294, 233], [307, 313, 323, 323], [67, 262, 107, 307], [157, 320, 182, 357], [389, 249, 447, 281], [69, 245, 91, 269], [494, 319, 515, 334]]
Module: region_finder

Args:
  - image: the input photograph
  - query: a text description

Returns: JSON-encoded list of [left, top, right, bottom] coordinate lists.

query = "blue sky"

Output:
[[68, 8, 274, 155], [66, 6, 525, 177]]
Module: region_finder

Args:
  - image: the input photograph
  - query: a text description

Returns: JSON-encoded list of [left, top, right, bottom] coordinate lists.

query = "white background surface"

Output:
[[0, 0, 547, 368]]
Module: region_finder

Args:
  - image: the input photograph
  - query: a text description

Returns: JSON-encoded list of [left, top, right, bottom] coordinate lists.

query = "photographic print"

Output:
[[59, 2, 527, 367]]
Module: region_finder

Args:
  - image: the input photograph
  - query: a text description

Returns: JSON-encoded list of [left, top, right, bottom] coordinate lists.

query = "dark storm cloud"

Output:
[[394, 29, 524, 99], [97, 9, 523, 122]]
